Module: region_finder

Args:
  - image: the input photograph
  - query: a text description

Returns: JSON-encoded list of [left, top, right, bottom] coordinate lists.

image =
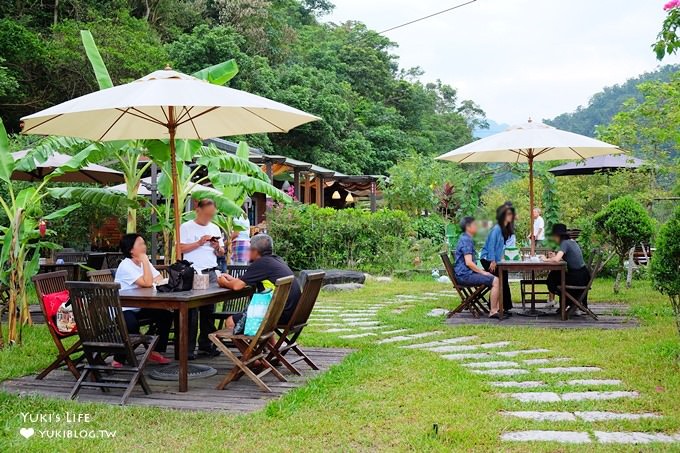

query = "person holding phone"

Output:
[[179, 199, 225, 359]]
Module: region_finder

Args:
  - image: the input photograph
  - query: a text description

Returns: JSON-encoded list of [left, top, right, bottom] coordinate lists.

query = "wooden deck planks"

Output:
[[1, 346, 353, 412]]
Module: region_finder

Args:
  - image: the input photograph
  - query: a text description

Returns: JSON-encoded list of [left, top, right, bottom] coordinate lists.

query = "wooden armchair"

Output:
[[209, 276, 294, 392], [65, 282, 158, 405], [87, 269, 115, 283], [559, 251, 607, 320], [212, 264, 252, 329], [268, 271, 325, 375], [31, 271, 83, 379], [440, 252, 490, 318]]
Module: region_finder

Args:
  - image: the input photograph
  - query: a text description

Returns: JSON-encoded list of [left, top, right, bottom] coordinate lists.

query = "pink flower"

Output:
[[664, 0, 680, 11]]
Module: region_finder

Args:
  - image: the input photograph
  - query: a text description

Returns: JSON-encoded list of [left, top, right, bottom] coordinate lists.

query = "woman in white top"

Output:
[[113, 234, 172, 367]]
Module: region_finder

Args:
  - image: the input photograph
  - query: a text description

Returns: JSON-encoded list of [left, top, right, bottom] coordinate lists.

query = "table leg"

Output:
[[531, 270, 536, 312], [498, 268, 504, 319], [179, 304, 189, 392], [560, 268, 567, 321]]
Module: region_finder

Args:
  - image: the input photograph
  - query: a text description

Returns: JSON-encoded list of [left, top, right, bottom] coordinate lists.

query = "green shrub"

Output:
[[413, 214, 446, 244], [651, 207, 680, 335], [594, 196, 654, 292], [267, 204, 416, 273]]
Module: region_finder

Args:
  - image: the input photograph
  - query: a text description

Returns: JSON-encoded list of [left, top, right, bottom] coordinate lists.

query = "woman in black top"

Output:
[[541, 223, 591, 311]]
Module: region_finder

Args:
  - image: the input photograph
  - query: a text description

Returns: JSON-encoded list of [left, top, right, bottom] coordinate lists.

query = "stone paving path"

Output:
[[312, 288, 678, 445]]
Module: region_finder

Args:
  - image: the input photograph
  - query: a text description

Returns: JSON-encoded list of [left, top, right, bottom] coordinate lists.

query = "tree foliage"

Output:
[[651, 207, 680, 334], [593, 196, 654, 293]]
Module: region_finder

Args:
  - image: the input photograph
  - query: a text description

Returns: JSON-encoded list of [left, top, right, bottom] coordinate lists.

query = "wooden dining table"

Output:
[[497, 260, 567, 320], [118, 284, 253, 392]]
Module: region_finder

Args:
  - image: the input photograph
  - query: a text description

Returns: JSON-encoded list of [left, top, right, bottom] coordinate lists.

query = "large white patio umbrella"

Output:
[[436, 119, 625, 254], [20, 68, 319, 256]]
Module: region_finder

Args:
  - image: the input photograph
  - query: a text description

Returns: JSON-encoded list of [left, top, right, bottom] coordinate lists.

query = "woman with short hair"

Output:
[[114, 233, 173, 367]]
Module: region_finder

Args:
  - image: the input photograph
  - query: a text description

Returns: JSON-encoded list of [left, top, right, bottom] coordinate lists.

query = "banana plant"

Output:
[[0, 119, 85, 347], [48, 31, 241, 234]]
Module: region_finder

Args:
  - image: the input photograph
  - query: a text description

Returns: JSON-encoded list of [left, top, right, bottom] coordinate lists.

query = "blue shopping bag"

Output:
[[244, 290, 273, 336]]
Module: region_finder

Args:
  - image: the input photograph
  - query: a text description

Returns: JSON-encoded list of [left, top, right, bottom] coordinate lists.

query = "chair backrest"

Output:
[[32, 271, 68, 308], [219, 264, 252, 312], [105, 252, 124, 269], [85, 253, 107, 270], [439, 252, 468, 297], [65, 282, 129, 347], [227, 264, 249, 279], [253, 276, 293, 342], [87, 269, 116, 283], [55, 252, 88, 263], [155, 264, 169, 279], [286, 271, 325, 327]]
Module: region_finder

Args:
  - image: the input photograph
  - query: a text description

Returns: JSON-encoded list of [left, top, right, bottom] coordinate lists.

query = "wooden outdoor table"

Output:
[[119, 284, 253, 392], [39, 262, 86, 281], [497, 260, 567, 320]]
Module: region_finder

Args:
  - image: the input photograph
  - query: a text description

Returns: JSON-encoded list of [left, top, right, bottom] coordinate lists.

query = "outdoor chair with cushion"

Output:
[[212, 264, 251, 329], [209, 276, 294, 392], [65, 281, 158, 405], [31, 271, 83, 379], [268, 271, 325, 375], [440, 252, 490, 318]]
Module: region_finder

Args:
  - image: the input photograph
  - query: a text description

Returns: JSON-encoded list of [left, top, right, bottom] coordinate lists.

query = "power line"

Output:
[[376, 0, 479, 35]]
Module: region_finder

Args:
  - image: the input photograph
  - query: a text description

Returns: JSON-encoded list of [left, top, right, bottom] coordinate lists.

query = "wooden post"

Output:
[[316, 176, 323, 207], [169, 106, 182, 261], [370, 180, 377, 213], [150, 163, 158, 265], [305, 173, 312, 205], [529, 155, 535, 256], [293, 169, 301, 201]]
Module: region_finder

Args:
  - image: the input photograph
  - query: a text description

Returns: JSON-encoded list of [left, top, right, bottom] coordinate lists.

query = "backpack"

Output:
[[157, 260, 196, 292]]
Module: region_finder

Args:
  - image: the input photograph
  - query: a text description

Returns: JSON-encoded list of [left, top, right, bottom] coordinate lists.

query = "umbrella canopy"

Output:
[[12, 150, 124, 184], [109, 176, 219, 197], [20, 68, 319, 257], [548, 154, 645, 176], [437, 120, 626, 254]]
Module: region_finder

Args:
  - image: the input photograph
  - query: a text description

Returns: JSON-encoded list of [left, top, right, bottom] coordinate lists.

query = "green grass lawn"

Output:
[[1, 277, 679, 452]]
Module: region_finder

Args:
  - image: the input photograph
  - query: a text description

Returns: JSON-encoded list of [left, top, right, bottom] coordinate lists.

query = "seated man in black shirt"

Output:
[[217, 234, 301, 331]]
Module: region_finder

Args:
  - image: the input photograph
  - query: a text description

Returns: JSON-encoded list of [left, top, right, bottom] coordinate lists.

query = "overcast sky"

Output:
[[326, 0, 680, 125]]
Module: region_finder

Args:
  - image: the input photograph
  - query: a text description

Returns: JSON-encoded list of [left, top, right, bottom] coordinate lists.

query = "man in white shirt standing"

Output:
[[530, 207, 546, 247], [179, 199, 225, 358]]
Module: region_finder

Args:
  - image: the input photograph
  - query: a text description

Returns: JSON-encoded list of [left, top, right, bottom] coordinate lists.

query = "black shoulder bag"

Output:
[[157, 260, 196, 293]]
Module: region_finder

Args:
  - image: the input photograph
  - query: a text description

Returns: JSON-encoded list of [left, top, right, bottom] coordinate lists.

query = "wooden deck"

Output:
[[445, 303, 638, 329], [1, 346, 352, 412]]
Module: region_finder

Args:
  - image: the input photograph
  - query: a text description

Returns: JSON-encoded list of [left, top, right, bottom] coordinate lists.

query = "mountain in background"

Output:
[[474, 119, 509, 138], [544, 65, 679, 137]]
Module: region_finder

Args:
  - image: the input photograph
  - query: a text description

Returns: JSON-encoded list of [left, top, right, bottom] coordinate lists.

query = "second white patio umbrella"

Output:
[[436, 119, 625, 254], [20, 68, 319, 256]]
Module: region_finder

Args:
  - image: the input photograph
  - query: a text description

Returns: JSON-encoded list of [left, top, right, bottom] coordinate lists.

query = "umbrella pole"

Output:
[[529, 156, 535, 256], [169, 106, 182, 262]]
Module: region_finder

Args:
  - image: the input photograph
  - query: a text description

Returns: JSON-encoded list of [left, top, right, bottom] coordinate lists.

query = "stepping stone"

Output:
[[427, 308, 448, 317], [441, 353, 491, 361], [561, 391, 638, 401], [562, 379, 622, 387], [502, 431, 590, 444], [345, 321, 380, 327], [594, 431, 680, 444], [339, 333, 376, 339], [523, 358, 571, 365], [324, 328, 352, 333], [427, 341, 511, 353], [358, 325, 389, 331], [402, 336, 479, 349], [380, 329, 409, 335], [341, 318, 375, 323], [315, 309, 340, 313], [575, 411, 661, 422], [472, 369, 529, 376], [503, 411, 577, 421], [537, 367, 601, 374], [324, 325, 386, 333], [497, 349, 551, 357], [376, 331, 443, 344], [507, 392, 561, 403], [463, 361, 520, 369], [491, 381, 546, 389]]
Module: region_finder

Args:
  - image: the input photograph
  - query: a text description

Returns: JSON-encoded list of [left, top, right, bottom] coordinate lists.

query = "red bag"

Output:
[[42, 290, 77, 336]]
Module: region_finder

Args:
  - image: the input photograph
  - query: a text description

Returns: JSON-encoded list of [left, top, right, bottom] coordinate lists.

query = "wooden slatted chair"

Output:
[[55, 251, 88, 263], [209, 276, 294, 392], [558, 250, 608, 321], [105, 252, 124, 270], [440, 252, 490, 318], [65, 282, 157, 405], [87, 269, 115, 283], [268, 271, 325, 375], [519, 247, 552, 308], [212, 264, 251, 329], [32, 271, 84, 379]]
